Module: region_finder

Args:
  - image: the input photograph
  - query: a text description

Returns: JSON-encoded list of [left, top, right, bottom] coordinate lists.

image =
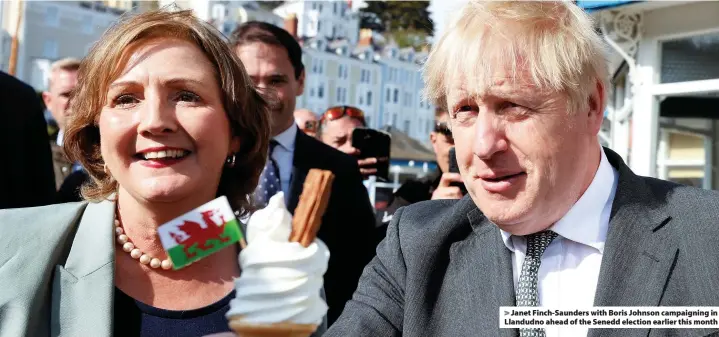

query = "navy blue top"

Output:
[[113, 287, 234, 337]]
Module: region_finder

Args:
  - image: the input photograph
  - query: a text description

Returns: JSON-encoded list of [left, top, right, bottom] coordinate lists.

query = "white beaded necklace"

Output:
[[114, 214, 173, 270]]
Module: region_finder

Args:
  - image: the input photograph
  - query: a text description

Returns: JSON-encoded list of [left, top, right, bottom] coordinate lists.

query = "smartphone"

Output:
[[352, 128, 391, 181], [448, 147, 468, 195]]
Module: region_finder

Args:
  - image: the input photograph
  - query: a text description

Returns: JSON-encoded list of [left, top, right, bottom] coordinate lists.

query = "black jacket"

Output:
[[0, 72, 56, 209]]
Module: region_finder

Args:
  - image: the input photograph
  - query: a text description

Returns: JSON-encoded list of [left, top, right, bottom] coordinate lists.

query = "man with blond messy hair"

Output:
[[327, 1, 719, 336]]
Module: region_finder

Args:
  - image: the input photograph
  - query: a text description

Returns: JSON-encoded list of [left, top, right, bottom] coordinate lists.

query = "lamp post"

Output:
[[8, 0, 23, 76]]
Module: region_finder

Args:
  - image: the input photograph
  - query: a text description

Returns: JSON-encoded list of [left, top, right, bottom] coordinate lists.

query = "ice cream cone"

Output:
[[229, 317, 317, 337]]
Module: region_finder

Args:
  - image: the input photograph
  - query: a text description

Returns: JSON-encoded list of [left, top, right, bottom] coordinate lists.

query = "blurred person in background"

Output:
[[0, 71, 56, 209], [294, 108, 318, 137], [43, 58, 80, 190], [231, 22, 377, 325], [378, 107, 463, 226], [318, 105, 386, 179], [0, 9, 275, 336]]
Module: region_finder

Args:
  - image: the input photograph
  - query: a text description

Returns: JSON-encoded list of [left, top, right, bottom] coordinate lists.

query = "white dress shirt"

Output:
[[500, 147, 618, 337], [56, 129, 64, 146], [271, 124, 297, 205]]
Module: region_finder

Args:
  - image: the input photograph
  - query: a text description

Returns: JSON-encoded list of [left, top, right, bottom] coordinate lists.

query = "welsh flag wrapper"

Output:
[[157, 196, 243, 270]]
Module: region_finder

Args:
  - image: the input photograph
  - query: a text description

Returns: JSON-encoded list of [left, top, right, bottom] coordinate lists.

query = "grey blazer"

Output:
[[326, 148, 719, 337], [0, 199, 327, 337]]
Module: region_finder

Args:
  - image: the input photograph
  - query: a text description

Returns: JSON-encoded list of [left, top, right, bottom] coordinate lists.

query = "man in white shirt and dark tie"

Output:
[[327, 1, 719, 337], [231, 21, 378, 326]]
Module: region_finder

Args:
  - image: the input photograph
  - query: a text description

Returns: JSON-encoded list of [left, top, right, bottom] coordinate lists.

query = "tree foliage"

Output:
[[359, 1, 432, 49]]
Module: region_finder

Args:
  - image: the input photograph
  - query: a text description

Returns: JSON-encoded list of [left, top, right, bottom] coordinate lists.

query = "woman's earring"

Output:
[[225, 153, 236, 168]]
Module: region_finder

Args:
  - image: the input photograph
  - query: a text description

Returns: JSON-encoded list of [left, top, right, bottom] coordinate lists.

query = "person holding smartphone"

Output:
[[318, 105, 388, 179]]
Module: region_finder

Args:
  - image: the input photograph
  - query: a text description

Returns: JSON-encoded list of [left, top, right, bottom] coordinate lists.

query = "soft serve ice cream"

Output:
[[226, 192, 330, 328]]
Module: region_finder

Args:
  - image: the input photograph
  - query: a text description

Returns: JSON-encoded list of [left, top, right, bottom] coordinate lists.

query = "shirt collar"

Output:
[[500, 147, 618, 254], [57, 129, 64, 147], [273, 124, 297, 152]]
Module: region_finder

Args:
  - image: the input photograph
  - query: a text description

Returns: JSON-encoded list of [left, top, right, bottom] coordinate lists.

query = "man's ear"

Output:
[[42, 91, 52, 107], [296, 70, 305, 97], [587, 79, 606, 134]]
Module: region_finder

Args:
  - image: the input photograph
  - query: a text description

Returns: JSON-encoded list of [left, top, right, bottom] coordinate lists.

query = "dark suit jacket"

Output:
[[326, 148, 719, 337], [287, 130, 377, 324], [51, 142, 73, 190], [0, 72, 56, 209]]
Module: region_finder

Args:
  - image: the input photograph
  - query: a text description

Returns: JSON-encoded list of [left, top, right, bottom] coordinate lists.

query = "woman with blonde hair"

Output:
[[0, 8, 273, 336]]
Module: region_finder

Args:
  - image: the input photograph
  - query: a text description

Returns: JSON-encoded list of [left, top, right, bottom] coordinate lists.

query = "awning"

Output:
[[576, 0, 641, 12], [380, 126, 436, 162]]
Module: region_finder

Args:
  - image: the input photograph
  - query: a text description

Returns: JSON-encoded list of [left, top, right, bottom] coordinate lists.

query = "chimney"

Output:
[[284, 13, 298, 39], [359, 29, 373, 46]]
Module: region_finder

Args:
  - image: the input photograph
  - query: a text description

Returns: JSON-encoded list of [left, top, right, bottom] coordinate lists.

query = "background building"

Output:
[[588, 0, 719, 189], [0, 1, 124, 89]]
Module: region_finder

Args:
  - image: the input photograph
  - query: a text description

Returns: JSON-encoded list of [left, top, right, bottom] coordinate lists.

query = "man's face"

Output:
[[235, 42, 304, 136], [430, 112, 454, 173], [320, 116, 364, 156], [447, 65, 604, 235], [43, 69, 78, 130]]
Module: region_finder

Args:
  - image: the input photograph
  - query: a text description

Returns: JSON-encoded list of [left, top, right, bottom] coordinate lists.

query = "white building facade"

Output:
[[589, 0, 719, 189], [297, 38, 382, 128], [0, 1, 122, 89], [273, 0, 359, 46]]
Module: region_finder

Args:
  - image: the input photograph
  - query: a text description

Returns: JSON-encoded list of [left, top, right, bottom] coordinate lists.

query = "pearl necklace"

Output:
[[114, 215, 173, 270]]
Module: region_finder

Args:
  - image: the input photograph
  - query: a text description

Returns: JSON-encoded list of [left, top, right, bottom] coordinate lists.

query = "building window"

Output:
[[318, 85, 324, 98], [366, 116, 371, 127], [45, 6, 60, 27], [223, 22, 233, 36], [426, 120, 431, 134], [366, 70, 371, 83], [336, 87, 341, 102], [317, 21, 322, 34], [43, 39, 58, 59], [404, 120, 411, 134], [393, 89, 399, 103], [359, 95, 364, 105], [385, 88, 390, 102], [212, 4, 225, 20], [333, 2, 337, 14], [392, 114, 398, 126], [310, 88, 315, 97], [367, 91, 372, 105]]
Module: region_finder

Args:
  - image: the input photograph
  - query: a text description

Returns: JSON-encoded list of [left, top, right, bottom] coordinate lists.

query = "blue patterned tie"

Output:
[[254, 140, 281, 208], [516, 231, 558, 337]]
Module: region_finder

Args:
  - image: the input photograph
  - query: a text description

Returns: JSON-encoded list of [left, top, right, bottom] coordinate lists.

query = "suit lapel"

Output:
[[588, 149, 678, 337], [288, 131, 310, 214], [463, 203, 518, 337], [51, 199, 116, 336]]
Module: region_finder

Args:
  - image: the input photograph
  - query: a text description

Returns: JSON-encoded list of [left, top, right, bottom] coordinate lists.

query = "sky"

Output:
[[428, 0, 468, 39]]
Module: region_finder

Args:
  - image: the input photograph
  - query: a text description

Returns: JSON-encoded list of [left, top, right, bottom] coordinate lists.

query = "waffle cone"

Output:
[[229, 317, 317, 337]]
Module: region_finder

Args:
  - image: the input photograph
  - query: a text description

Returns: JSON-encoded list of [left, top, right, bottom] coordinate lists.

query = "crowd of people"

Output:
[[1, 1, 718, 337]]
